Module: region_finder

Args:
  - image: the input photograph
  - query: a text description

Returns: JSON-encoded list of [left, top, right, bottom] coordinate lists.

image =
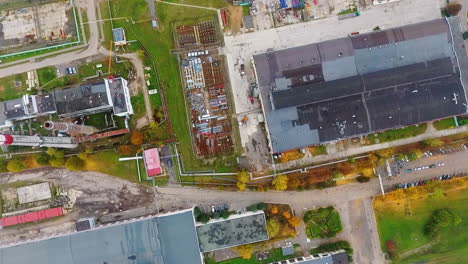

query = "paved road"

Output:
[[1, 150, 467, 261], [0, 0, 100, 78]]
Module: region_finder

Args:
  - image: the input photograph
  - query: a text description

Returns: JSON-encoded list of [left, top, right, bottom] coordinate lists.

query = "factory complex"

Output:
[[0, 77, 133, 129], [254, 18, 468, 153]]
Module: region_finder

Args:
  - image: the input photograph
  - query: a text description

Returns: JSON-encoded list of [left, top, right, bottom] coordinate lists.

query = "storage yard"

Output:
[[177, 20, 234, 157], [0, 0, 77, 54]]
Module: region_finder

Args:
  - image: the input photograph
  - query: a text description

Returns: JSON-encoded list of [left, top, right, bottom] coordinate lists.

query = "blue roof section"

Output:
[[112, 27, 125, 42], [0, 210, 202, 264], [157, 211, 203, 264]]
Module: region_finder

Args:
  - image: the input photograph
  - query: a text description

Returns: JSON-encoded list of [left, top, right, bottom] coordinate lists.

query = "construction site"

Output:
[[0, 0, 78, 55], [177, 20, 234, 157]]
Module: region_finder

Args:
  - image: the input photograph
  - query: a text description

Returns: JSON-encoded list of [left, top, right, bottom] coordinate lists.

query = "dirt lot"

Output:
[[0, 168, 157, 245], [227, 5, 243, 34]]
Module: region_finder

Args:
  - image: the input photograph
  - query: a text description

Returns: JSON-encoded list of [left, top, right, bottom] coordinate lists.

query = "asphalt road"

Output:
[[0, 0, 100, 78]]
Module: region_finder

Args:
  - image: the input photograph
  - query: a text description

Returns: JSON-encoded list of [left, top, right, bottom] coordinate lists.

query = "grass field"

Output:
[[0, 73, 28, 100], [214, 248, 292, 264], [303, 206, 343, 239], [375, 188, 468, 264], [101, 0, 238, 172], [84, 151, 141, 183], [368, 124, 427, 144], [37, 67, 57, 86]]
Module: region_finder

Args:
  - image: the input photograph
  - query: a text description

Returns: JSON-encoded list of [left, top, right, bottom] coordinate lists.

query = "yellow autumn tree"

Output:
[[272, 174, 288, 191], [233, 244, 254, 259], [288, 216, 302, 227], [236, 170, 250, 191]]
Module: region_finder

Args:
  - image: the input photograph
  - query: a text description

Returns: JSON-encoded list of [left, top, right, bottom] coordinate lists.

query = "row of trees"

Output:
[[193, 206, 231, 224]]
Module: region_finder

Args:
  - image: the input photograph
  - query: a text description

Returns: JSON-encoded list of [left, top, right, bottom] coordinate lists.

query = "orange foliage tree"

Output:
[[131, 130, 144, 145], [288, 216, 302, 227]]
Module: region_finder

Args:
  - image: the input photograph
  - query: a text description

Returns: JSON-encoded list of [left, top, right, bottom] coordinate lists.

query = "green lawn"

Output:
[[368, 124, 427, 144], [434, 117, 468, 130], [215, 248, 292, 264], [0, 73, 28, 100], [103, 0, 238, 172], [162, 0, 228, 8], [41, 75, 80, 92], [375, 189, 468, 264], [37, 67, 57, 86], [85, 151, 140, 182], [303, 206, 343, 239]]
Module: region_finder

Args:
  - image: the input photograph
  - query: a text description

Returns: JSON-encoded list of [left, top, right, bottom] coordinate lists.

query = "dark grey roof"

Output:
[[301, 255, 334, 264], [331, 252, 349, 264], [107, 78, 131, 115], [53, 82, 111, 116], [1, 98, 28, 120], [255, 18, 468, 152], [196, 212, 269, 252], [0, 209, 202, 264], [243, 15, 254, 29], [34, 94, 56, 114]]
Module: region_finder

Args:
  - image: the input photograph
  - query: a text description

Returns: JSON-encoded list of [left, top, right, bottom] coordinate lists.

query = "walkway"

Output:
[[276, 123, 468, 171]]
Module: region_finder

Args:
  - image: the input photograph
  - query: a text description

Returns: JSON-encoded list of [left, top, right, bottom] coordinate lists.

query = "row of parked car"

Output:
[[396, 172, 465, 189], [406, 162, 445, 173]]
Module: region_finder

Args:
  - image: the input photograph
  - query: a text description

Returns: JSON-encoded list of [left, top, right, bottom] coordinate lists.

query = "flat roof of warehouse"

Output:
[[254, 17, 468, 153], [196, 211, 269, 252], [0, 209, 203, 264]]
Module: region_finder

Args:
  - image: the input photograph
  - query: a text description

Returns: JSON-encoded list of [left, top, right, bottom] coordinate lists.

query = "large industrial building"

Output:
[[0, 209, 273, 264], [253, 17, 468, 153], [0, 77, 133, 129]]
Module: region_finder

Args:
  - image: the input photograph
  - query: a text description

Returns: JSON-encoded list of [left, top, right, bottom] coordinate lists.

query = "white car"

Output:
[[437, 163, 445, 166]]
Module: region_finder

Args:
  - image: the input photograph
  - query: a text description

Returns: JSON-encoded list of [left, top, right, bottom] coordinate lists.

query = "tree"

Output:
[[425, 209, 461, 237], [288, 216, 302, 227], [77, 148, 93, 160], [233, 244, 254, 259], [0, 159, 7, 173], [236, 170, 250, 191], [65, 156, 84, 171], [49, 157, 65, 168], [356, 176, 370, 183], [282, 211, 292, 219], [7, 159, 25, 172], [267, 219, 281, 238], [270, 205, 279, 215], [35, 154, 49, 166], [198, 213, 210, 224], [423, 138, 444, 147], [47, 148, 64, 158], [447, 2, 462, 16], [131, 130, 144, 145], [272, 174, 288, 190], [360, 168, 374, 178], [119, 145, 135, 156]]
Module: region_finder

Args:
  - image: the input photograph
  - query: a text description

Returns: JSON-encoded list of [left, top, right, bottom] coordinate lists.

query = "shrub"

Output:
[[356, 176, 370, 183], [447, 2, 462, 16], [221, 210, 230, 219], [0, 158, 8, 173], [386, 240, 399, 259], [65, 156, 85, 171], [198, 213, 210, 224], [7, 159, 25, 172], [423, 138, 444, 147], [311, 241, 352, 254], [236, 170, 250, 191], [272, 174, 288, 190], [119, 145, 135, 155], [46, 148, 64, 158], [194, 206, 202, 218], [35, 154, 49, 165]]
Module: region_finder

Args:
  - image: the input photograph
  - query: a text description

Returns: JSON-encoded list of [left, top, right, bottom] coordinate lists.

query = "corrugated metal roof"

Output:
[[0, 210, 203, 264]]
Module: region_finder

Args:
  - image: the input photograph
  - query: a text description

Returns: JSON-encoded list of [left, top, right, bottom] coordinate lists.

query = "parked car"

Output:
[[406, 169, 413, 173], [437, 162, 445, 166], [429, 164, 436, 168]]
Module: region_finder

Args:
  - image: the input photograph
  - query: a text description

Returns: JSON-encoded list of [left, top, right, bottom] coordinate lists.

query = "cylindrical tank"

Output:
[[44, 121, 97, 135]]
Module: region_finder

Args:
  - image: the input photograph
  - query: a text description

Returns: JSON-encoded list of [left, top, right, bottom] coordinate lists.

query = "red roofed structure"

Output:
[[0, 207, 64, 227], [143, 148, 162, 177]]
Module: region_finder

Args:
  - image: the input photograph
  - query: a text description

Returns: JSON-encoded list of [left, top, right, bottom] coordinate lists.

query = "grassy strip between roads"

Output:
[[101, 0, 237, 172], [375, 186, 468, 264]]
